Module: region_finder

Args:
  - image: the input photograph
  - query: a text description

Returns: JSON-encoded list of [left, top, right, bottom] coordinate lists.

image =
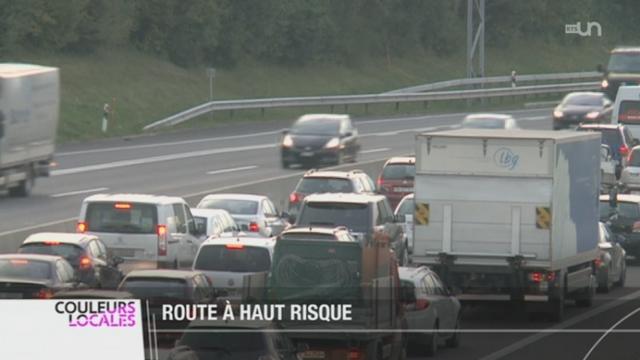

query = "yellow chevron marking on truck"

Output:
[[536, 207, 551, 229], [415, 203, 430, 225]]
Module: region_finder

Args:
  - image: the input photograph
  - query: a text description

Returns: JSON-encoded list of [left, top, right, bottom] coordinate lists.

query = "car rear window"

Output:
[[198, 199, 258, 215], [194, 245, 270, 272], [119, 278, 188, 300], [0, 259, 51, 281], [292, 119, 340, 135], [179, 331, 266, 355], [608, 52, 640, 73], [297, 177, 353, 194], [462, 118, 506, 129], [18, 243, 84, 267], [563, 93, 602, 106], [618, 100, 640, 124], [296, 202, 370, 233], [382, 164, 416, 180], [85, 202, 158, 234], [599, 201, 640, 219]]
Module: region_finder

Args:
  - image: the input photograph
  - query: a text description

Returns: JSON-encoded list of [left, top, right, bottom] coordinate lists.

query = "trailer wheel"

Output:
[[575, 275, 596, 307], [8, 170, 34, 197]]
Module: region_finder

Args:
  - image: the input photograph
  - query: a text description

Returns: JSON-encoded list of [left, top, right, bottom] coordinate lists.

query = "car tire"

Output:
[[549, 291, 565, 322], [425, 323, 438, 357], [335, 151, 344, 166], [281, 159, 290, 169], [445, 317, 461, 348], [597, 269, 610, 293], [8, 170, 34, 197], [400, 244, 409, 266], [575, 275, 595, 307], [615, 262, 627, 287]]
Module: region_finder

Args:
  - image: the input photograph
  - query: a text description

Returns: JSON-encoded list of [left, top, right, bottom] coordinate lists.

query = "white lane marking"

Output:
[[0, 217, 78, 237], [581, 306, 640, 360], [51, 144, 274, 176], [56, 130, 282, 157], [206, 165, 258, 175], [478, 289, 640, 360], [361, 148, 390, 154], [51, 187, 109, 198]]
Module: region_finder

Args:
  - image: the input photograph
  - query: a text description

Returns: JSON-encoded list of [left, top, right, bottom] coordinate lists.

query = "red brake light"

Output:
[[620, 145, 630, 157], [529, 272, 543, 283], [376, 176, 383, 188], [36, 288, 54, 299], [43, 241, 61, 245], [289, 192, 301, 204], [10, 259, 28, 265], [76, 221, 88, 233], [348, 349, 363, 360], [114, 203, 132, 210], [79, 256, 92, 270], [249, 222, 259, 232], [157, 225, 168, 256], [225, 243, 245, 250], [594, 258, 603, 268], [415, 298, 430, 310]]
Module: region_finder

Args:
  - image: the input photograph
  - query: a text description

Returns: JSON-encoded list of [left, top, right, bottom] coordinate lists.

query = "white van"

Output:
[[612, 85, 640, 139], [77, 194, 201, 271]]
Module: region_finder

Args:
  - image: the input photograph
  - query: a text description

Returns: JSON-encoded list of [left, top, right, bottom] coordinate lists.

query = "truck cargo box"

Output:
[[412, 129, 600, 271]]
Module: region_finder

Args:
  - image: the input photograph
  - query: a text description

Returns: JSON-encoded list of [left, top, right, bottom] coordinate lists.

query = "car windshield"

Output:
[[194, 245, 271, 272], [85, 202, 158, 234], [198, 199, 258, 215], [382, 164, 415, 180], [599, 201, 640, 219], [0, 259, 52, 281], [395, 198, 414, 216], [563, 94, 602, 106], [178, 330, 267, 359], [297, 177, 353, 194], [292, 119, 340, 135], [18, 243, 84, 267], [296, 202, 370, 233], [608, 52, 640, 73], [618, 101, 640, 124], [578, 128, 621, 153], [119, 278, 188, 300], [462, 117, 506, 129]]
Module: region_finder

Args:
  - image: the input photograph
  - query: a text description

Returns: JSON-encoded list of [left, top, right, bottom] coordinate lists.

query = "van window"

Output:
[[194, 245, 271, 272], [608, 52, 640, 73], [382, 163, 416, 180], [173, 204, 187, 234], [619, 101, 640, 124], [85, 202, 158, 234]]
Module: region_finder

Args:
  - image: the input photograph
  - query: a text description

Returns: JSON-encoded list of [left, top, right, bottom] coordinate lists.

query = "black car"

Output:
[[18, 232, 124, 289], [294, 192, 408, 265], [0, 254, 82, 299], [553, 92, 613, 129], [599, 47, 640, 99], [280, 114, 360, 168], [577, 124, 637, 177], [600, 194, 640, 259]]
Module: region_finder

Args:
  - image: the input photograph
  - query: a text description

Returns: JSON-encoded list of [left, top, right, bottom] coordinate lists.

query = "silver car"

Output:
[[621, 146, 640, 190], [196, 193, 289, 237], [190, 208, 239, 240], [596, 222, 627, 292], [399, 266, 461, 357], [395, 193, 414, 254]]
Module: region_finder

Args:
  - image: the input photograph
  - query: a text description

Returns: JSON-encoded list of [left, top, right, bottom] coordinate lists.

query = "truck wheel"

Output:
[[8, 171, 34, 197], [425, 323, 439, 357], [597, 270, 610, 293], [575, 275, 595, 307]]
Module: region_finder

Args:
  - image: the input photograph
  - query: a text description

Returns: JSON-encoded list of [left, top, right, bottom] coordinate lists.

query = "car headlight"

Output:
[[282, 134, 293, 148], [324, 137, 340, 149], [586, 111, 600, 120], [553, 110, 563, 118], [601, 79, 609, 89]]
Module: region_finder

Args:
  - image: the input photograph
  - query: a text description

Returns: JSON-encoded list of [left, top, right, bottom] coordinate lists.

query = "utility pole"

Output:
[[207, 67, 216, 121], [466, 0, 485, 80]]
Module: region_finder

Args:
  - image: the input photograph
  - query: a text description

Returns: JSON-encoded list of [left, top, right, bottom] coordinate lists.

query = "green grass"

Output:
[[3, 41, 610, 143]]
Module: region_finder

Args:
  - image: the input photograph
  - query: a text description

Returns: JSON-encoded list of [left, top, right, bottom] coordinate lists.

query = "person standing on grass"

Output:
[[102, 102, 111, 133]]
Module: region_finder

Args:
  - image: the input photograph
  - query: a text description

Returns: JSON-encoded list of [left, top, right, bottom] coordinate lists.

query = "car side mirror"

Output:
[[195, 222, 206, 236], [111, 256, 125, 267], [280, 211, 289, 220], [596, 64, 604, 73]]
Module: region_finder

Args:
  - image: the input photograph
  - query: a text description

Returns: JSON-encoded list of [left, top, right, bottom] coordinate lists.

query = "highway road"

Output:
[[4, 106, 640, 360]]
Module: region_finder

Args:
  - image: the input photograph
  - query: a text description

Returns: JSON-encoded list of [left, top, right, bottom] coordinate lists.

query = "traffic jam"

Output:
[[3, 47, 640, 360]]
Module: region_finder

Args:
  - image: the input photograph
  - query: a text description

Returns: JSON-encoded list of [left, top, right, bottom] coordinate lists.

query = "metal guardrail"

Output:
[[143, 81, 598, 130], [383, 71, 600, 94]]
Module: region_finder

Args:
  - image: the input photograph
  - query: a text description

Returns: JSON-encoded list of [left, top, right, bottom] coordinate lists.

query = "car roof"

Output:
[[200, 193, 266, 202], [280, 226, 348, 236], [83, 193, 185, 205], [398, 266, 433, 280], [187, 319, 274, 329], [52, 290, 135, 299], [303, 169, 365, 179], [463, 113, 514, 121], [385, 156, 415, 165], [190, 208, 232, 218], [22, 232, 97, 246], [303, 192, 386, 204], [0, 253, 63, 263], [201, 235, 276, 248], [399, 193, 414, 201], [600, 194, 640, 203], [124, 270, 201, 280], [296, 114, 349, 122]]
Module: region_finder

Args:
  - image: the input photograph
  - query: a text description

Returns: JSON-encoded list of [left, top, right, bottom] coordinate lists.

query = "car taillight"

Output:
[[594, 258, 603, 268], [415, 298, 430, 310], [249, 222, 259, 232], [79, 256, 92, 270], [348, 348, 363, 360], [620, 145, 630, 157], [36, 288, 54, 299], [76, 221, 88, 233], [529, 272, 543, 283], [289, 192, 302, 204], [157, 225, 167, 256], [546, 272, 556, 282], [225, 243, 245, 250]]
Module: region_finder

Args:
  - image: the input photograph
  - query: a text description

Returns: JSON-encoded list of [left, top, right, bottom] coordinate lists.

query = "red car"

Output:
[[377, 156, 416, 209]]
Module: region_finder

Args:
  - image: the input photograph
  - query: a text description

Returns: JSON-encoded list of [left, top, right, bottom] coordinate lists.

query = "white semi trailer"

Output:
[[0, 64, 59, 196], [412, 129, 600, 320]]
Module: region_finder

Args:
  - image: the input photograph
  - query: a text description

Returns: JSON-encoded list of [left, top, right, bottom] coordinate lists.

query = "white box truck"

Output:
[[412, 129, 600, 320], [0, 64, 59, 196]]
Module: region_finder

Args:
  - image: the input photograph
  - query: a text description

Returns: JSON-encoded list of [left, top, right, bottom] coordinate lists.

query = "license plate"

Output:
[[301, 152, 314, 157], [112, 248, 136, 257], [0, 292, 23, 299], [393, 187, 413, 192], [301, 351, 326, 359]]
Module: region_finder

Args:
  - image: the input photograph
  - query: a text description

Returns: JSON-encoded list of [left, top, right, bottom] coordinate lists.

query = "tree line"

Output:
[[0, 0, 637, 68]]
